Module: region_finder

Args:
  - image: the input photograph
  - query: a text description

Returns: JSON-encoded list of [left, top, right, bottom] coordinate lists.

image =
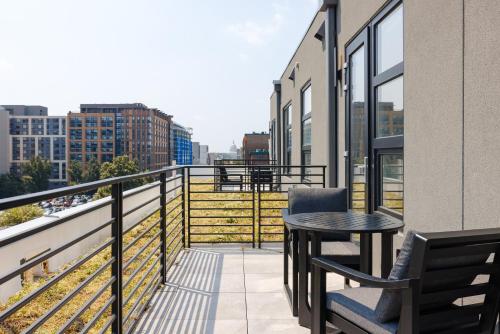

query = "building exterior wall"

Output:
[[170, 123, 192, 165], [242, 133, 270, 161], [1, 106, 67, 186], [270, 0, 500, 268], [192, 142, 200, 164], [199, 145, 209, 165]]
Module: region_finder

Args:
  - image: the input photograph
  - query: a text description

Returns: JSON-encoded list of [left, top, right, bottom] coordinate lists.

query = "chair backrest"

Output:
[[398, 229, 500, 333], [287, 188, 347, 215], [287, 188, 349, 242], [219, 167, 228, 181]]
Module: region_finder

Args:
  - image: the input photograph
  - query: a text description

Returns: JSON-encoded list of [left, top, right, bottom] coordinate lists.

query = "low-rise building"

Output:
[[242, 132, 269, 162], [0, 105, 67, 187]]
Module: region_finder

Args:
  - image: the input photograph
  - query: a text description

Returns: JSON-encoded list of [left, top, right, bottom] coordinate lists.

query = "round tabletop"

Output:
[[284, 211, 404, 234]]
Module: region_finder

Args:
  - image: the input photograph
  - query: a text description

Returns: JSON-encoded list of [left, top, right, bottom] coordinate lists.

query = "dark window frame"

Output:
[[282, 101, 292, 174], [300, 81, 312, 182], [345, 0, 404, 219]]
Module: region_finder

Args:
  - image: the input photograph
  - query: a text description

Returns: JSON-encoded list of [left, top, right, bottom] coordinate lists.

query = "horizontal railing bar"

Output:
[[0, 219, 114, 285], [190, 224, 254, 227], [166, 238, 183, 263], [189, 191, 254, 194], [123, 218, 161, 253], [123, 257, 161, 306], [260, 232, 283, 235], [123, 205, 161, 234], [165, 202, 183, 217], [168, 193, 183, 203], [260, 207, 287, 210], [123, 269, 162, 325], [56, 276, 115, 334], [123, 243, 161, 289], [123, 194, 161, 217], [0, 166, 185, 210], [166, 220, 183, 237], [23, 258, 114, 333], [189, 207, 252, 210], [189, 199, 253, 202], [0, 199, 113, 248], [123, 231, 161, 270], [123, 181, 160, 199], [190, 232, 253, 235], [189, 216, 253, 219], [260, 216, 283, 219], [189, 240, 252, 244], [166, 210, 183, 226], [259, 199, 288, 202], [0, 237, 114, 321], [166, 228, 184, 250], [94, 313, 115, 334], [260, 224, 284, 227], [81, 298, 115, 334], [165, 183, 183, 195], [124, 273, 162, 334]]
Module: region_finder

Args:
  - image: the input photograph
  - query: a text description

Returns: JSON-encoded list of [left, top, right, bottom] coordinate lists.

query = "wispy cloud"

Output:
[[226, 3, 287, 46]]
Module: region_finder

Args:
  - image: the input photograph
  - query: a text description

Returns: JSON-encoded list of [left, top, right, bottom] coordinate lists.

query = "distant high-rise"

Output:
[[170, 123, 192, 165], [0, 105, 67, 187], [67, 103, 172, 171]]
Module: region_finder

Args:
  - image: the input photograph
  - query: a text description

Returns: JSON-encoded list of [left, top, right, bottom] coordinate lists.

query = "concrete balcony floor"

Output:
[[133, 244, 342, 334]]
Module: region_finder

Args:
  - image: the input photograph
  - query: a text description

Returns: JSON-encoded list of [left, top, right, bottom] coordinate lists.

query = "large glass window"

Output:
[[376, 76, 403, 137], [70, 117, 82, 128], [22, 138, 36, 160], [10, 119, 29, 135], [85, 129, 98, 140], [346, 0, 404, 218], [376, 4, 403, 74], [70, 129, 82, 140], [53, 137, 66, 160], [283, 103, 292, 173], [11, 138, 21, 161], [301, 84, 312, 180], [46, 118, 60, 135], [85, 117, 98, 127]]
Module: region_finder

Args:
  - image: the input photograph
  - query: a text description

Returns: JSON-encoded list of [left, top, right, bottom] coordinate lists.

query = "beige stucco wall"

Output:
[[278, 12, 327, 185], [404, 0, 464, 233], [463, 0, 500, 230]]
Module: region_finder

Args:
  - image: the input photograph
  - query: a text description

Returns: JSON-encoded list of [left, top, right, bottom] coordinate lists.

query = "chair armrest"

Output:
[[281, 209, 290, 221], [312, 256, 415, 290]]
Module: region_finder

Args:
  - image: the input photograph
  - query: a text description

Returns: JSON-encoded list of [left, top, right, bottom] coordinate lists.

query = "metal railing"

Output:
[[186, 165, 326, 248], [0, 163, 325, 332], [0, 166, 185, 334]]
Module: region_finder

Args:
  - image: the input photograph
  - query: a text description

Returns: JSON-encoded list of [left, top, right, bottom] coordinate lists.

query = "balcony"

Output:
[[0, 163, 324, 334]]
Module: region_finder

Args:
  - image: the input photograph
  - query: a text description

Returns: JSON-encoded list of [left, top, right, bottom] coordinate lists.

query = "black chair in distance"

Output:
[[310, 228, 500, 334], [283, 188, 360, 317]]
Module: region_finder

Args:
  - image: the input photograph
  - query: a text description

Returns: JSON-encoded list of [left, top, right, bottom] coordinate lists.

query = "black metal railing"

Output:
[[186, 165, 326, 248], [0, 166, 185, 334], [0, 163, 325, 333]]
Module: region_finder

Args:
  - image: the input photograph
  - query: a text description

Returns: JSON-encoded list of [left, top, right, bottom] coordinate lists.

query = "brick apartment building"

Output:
[[67, 103, 172, 171], [242, 132, 269, 162]]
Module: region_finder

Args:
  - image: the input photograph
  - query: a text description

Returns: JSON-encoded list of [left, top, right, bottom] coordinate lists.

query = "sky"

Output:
[[0, 0, 319, 152]]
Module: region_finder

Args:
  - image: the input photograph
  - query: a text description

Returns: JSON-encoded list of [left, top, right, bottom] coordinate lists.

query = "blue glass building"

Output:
[[171, 122, 193, 165]]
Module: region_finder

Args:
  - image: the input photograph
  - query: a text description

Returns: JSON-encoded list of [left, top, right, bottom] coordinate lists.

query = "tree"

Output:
[[83, 157, 101, 183], [0, 205, 43, 227], [95, 156, 144, 198], [68, 161, 83, 184], [22, 157, 52, 193], [0, 173, 25, 199]]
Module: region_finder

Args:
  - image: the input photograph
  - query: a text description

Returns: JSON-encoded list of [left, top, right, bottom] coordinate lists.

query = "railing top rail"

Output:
[[194, 164, 327, 168], [0, 165, 185, 210]]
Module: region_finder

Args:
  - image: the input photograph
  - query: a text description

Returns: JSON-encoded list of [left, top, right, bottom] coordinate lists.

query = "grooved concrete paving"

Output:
[[133, 245, 342, 334]]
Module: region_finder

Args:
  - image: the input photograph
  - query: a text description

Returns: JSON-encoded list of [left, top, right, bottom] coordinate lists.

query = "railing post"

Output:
[[322, 166, 326, 188], [187, 167, 191, 248], [181, 168, 186, 248], [111, 182, 123, 334], [160, 172, 167, 283], [257, 166, 261, 249]]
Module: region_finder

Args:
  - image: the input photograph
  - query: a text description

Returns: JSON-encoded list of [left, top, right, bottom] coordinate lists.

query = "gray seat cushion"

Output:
[[326, 287, 398, 334], [288, 188, 350, 241]]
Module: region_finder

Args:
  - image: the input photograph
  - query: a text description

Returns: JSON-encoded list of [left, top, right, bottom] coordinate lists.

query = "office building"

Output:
[[170, 123, 192, 165], [67, 103, 172, 171], [0, 105, 67, 187]]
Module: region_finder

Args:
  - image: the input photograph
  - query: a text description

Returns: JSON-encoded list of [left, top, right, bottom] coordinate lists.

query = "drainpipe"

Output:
[[273, 80, 282, 166], [321, 0, 338, 188]]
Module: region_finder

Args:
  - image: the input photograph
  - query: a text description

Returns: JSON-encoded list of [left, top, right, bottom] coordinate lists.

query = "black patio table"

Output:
[[284, 211, 404, 328]]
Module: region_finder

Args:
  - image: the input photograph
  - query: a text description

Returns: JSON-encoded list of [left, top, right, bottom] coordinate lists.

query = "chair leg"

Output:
[[292, 230, 299, 316], [311, 265, 326, 334]]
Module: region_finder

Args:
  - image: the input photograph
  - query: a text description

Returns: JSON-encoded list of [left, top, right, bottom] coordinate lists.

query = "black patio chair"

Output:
[[310, 228, 500, 334], [283, 188, 360, 317], [218, 167, 243, 191], [250, 168, 273, 191]]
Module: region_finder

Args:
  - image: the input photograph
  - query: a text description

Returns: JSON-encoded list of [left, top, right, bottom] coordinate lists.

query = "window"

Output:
[[46, 118, 60, 135], [85, 117, 98, 127], [38, 137, 51, 160], [12, 138, 21, 161], [301, 84, 312, 181], [101, 129, 113, 140], [283, 103, 292, 173], [70, 117, 82, 128], [53, 137, 66, 160], [22, 138, 36, 160], [85, 141, 98, 153], [345, 0, 404, 218], [85, 129, 98, 140], [10, 119, 29, 135], [101, 116, 113, 127], [70, 129, 82, 140], [31, 118, 44, 135], [51, 163, 60, 179]]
